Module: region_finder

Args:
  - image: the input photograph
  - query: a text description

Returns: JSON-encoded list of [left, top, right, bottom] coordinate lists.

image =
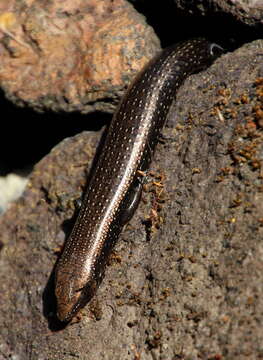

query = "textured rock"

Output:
[[0, 0, 160, 113], [173, 0, 263, 26], [0, 40, 262, 360]]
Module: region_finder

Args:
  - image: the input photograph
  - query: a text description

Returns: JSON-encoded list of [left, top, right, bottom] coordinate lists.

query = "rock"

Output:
[[0, 40, 262, 359], [0, 0, 160, 113], [172, 0, 263, 26]]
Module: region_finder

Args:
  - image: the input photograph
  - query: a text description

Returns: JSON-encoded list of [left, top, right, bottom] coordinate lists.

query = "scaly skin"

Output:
[[55, 38, 223, 322]]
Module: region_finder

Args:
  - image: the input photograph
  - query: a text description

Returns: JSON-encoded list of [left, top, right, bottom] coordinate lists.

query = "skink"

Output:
[[55, 38, 223, 322]]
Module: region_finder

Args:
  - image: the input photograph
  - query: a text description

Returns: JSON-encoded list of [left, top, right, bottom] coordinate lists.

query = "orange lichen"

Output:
[[0, 12, 30, 49]]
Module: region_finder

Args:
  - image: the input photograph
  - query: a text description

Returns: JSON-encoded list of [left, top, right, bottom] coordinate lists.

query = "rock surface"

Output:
[[0, 40, 262, 360], [173, 0, 263, 26], [0, 0, 160, 113]]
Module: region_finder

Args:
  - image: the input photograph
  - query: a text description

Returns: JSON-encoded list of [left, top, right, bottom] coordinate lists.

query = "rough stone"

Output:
[[0, 40, 262, 360], [0, 0, 160, 113], [173, 0, 263, 26]]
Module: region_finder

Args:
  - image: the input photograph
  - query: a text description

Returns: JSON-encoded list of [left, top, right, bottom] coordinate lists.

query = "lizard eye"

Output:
[[209, 43, 224, 58]]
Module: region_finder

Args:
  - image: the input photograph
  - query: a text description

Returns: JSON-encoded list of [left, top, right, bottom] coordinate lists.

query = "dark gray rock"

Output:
[[0, 40, 262, 360]]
